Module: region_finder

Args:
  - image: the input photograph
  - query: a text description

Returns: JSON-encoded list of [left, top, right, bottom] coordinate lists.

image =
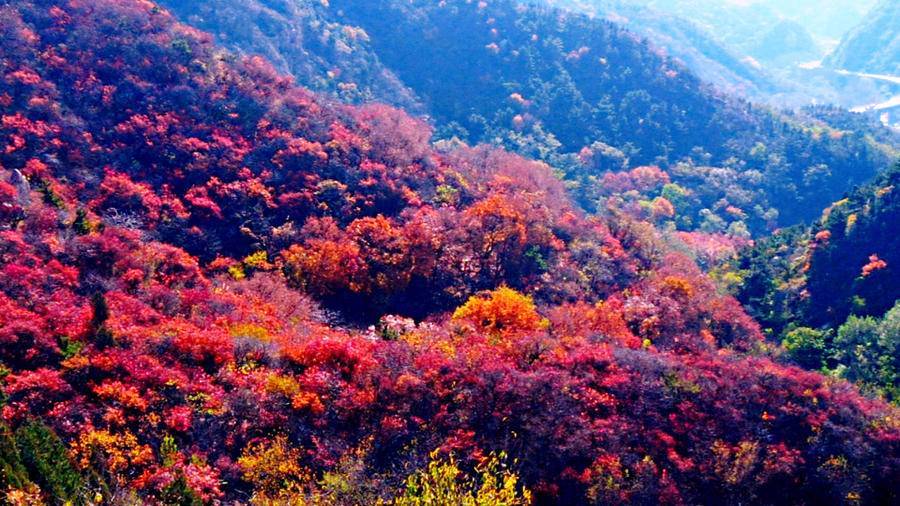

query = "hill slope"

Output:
[[323, 0, 896, 228], [638, 0, 878, 57], [155, 0, 422, 110], [545, 0, 778, 98], [731, 162, 900, 400], [0, 0, 897, 504], [554, 0, 899, 113], [158, 0, 899, 233]]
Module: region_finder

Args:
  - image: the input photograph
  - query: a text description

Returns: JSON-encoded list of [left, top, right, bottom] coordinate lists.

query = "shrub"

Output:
[[393, 451, 531, 506]]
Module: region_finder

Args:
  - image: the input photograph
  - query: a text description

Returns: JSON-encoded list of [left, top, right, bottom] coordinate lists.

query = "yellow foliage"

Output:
[[239, 436, 313, 504], [391, 451, 531, 506], [713, 269, 745, 295], [264, 374, 325, 414], [231, 323, 272, 342], [244, 251, 274, 271], [185, 392, 225, 416], [452, 287, 546, 337], [661, 276, 694, 300], [821, 198, 850, 223], [265, 373, 301, 398], [845, 213, 858, 234], [4, 484, 43, 506], [711, 440, 760, 486], [228, 264, 246, 280], [585, 455, 626, 504], [70, 429, 153, 476]]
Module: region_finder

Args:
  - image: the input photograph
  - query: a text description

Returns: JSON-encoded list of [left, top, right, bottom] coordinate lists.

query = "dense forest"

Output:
[[325, 0, 896, 227], [0, 0, 896, 504], [155, 0, 423, 111]]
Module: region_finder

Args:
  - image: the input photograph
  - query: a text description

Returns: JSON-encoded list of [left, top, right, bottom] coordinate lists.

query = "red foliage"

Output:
[[0, 1, 894, 504], [600, 165, 670, 194], [861, 254, 887, 277]]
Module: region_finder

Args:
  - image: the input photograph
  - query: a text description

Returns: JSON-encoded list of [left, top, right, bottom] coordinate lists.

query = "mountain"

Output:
[[734, 161, 900, 335], [751, 19, 819, 66], [567, 0, 891, 110], [158, 0, 899, 234], [637, 0, 807, 61], [639, 0, 878, 58], [806, 163, 900, 328], [824, 0, 900, 75], [753, 0, 879, 44], [544, 0, 779, 98], [321, 0, 897, 228], [0, 0, 897, 504]]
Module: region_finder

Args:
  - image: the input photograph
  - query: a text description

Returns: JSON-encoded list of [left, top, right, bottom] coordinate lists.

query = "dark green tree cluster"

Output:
[[806, 162, 900, 327], [0, 421, 86, 503], [732, 162, 900, 402]]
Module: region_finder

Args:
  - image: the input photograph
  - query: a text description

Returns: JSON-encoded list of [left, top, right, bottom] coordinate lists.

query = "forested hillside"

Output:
[[545, 0, 778, 98], [731, 162, 900, 401], [155, 0, 899, 236], [156, 0, 422, 110], [547, 0, 895, 111], [0, 0, 896, 504]]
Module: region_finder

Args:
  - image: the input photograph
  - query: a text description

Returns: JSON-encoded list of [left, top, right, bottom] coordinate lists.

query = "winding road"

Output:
[[835, 69, 900, 114]]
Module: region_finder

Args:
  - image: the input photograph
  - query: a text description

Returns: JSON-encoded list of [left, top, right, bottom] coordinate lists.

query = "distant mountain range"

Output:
[[824, 0, 900, 75], [544, 0, 779, 99], [554, 1, 898, 107], [634, 0, 878, 58]]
